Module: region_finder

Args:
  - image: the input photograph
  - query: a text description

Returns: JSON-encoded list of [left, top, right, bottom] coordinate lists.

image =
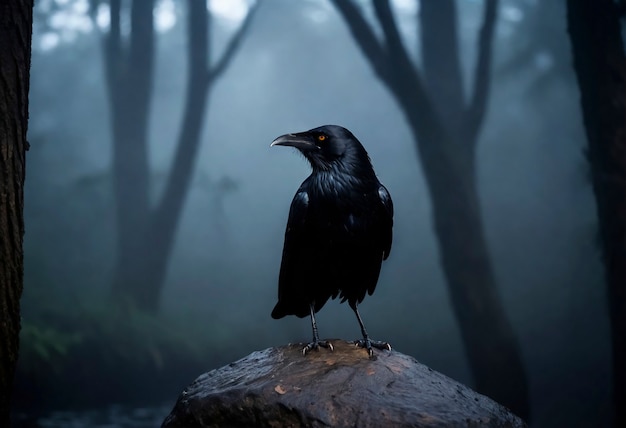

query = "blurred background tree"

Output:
[[330, 0, 528, 417], [92, 0, 258, 312]]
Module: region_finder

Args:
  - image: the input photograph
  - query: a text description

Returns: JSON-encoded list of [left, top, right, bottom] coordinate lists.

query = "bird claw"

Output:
[[302, 340, 334, 355], [353, 339, 391, 356]]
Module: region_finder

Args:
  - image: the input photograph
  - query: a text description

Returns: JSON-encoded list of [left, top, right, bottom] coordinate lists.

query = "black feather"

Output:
[[270, 125, 393, 320]]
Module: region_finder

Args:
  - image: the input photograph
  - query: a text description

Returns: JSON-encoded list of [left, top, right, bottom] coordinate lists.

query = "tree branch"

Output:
[[146, 0, 259, 306], [372, 0, 430, 102], [156, 0, 210, 222], [329, 0, 389, 82], [371, 0, 406, 64], [466, 0, 498, 143], [209, 1, 260, 82], [331, 0, 436, 145]]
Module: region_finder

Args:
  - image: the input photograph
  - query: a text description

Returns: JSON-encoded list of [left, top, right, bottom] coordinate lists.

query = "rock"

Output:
[[162, 341, 526, 428]]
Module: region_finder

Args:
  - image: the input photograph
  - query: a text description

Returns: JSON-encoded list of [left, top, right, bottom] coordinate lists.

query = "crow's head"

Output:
[[271, 125, 371, 173]]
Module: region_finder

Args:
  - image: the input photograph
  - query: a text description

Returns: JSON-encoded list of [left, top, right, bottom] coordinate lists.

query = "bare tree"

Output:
[[330, 0, 529, 419], [0, 0, 33, 424], [93, 0, 258, 312], [567, 1, 626, 426]]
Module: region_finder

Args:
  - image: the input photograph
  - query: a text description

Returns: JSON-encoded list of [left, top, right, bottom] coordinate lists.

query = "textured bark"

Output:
[[566, 2, 626, 426], [163, 342, 527, 428], [102, 1, 257, 312], [0, 0, 33, 425], [331, 0, 529, 420]]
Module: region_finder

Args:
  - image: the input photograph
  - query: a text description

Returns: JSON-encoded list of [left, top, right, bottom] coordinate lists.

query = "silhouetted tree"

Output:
[[330, 0, 529, 419], [0, 0, 33, 424], [93, 0, 258, 312], [567, 2, 626, 426]]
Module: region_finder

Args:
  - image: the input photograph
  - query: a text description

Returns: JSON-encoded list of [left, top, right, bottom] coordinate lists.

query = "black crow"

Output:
[[270, 125, 393, 356]]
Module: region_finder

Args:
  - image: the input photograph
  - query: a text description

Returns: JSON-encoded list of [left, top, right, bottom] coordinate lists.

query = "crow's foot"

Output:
[[353, 339, 392, 357], [302, 340, 334, 355]]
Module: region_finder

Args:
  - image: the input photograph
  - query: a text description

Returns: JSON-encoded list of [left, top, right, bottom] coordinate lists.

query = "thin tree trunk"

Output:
[[412, 121, 529, 418], [106, 0, 155, 308], [0, 0, 33, 424], [419, 1, 528, 418], [567, 2, 626, 426], [100, 1, 257, 312], [331, 0, 529, 419], [138, 0, 211, 311]]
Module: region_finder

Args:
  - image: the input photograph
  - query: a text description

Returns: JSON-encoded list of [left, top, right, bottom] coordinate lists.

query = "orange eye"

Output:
[[317, 135, 326, 141]]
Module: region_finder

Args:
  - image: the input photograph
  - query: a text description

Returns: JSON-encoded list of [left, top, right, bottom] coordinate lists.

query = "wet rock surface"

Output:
[[162, 341, 526, 427]]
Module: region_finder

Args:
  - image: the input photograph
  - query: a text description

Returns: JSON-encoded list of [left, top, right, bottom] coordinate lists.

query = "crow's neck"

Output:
[[309, 164, 377, 198]]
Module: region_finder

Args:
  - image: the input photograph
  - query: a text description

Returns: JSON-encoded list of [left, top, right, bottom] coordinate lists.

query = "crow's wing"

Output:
[[378, 184, 393, 260], [356, 183, 394, 300], [271, 190, 309, 319]]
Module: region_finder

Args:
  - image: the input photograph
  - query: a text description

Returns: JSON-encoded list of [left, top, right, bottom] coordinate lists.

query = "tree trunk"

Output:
[[417, 1, 529, 419], [137, 0, 211, 311], [105, 0, 210, 313], [566, 2, 626, 426], [0, 0, 33, 425], [331, 0, 529, 419], [105, 0, 155, 310], [410, 120, 529, 419], [101, 1, 257, 313]]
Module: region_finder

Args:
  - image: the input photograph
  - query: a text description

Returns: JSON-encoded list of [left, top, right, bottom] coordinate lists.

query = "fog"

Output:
[[15, 0, 611, 427]]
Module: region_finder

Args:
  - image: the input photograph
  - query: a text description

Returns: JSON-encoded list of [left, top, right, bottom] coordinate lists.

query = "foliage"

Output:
[[15, 288, 220, 409], [19, 323, 82, 375]]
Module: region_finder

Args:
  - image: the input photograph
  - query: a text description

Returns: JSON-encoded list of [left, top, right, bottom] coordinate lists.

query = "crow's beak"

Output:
[[270, 133, 317, 151]]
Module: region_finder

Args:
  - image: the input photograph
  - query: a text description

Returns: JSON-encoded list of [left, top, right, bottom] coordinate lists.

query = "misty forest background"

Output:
[[13, 0, 612, 426]]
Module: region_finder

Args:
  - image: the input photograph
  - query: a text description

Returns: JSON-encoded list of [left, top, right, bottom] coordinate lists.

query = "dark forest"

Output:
[[1, 0, 624, 427]]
